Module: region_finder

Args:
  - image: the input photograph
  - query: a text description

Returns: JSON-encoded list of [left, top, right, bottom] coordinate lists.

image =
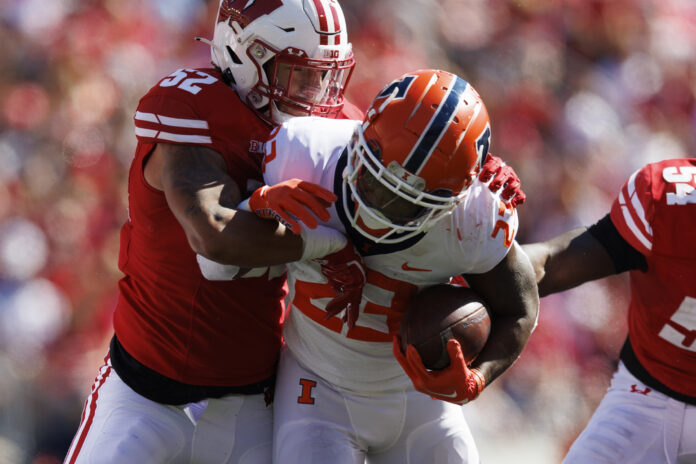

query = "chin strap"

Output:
[[195, 36, 222, 61]]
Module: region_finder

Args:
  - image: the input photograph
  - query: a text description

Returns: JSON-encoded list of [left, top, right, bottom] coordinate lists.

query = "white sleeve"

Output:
[[262, 117, 359, 187], [446, 181, 519, 273], [263, 121, 323, 186]]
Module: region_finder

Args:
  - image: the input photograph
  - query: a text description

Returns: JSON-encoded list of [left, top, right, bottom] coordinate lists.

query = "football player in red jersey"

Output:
[[522, 158, 696, 463], [64, 1, 525, 462], [63, 1, 365, 463]]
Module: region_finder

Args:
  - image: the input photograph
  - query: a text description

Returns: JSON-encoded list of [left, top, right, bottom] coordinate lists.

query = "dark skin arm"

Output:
[[464, 241, 539, 386], [144, 142, 304, 267], [521, 227, 616, 297]]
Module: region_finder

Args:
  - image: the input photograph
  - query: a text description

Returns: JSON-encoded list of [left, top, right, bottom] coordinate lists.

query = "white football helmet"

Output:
[[203, 0, 355, 124], [342, 69, 492, 244]]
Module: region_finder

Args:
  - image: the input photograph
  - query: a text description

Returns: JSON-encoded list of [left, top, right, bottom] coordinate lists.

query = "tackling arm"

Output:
[[464, 241, 539, 386], [151, 142, 305, 267], [521, 227, 616, 297]]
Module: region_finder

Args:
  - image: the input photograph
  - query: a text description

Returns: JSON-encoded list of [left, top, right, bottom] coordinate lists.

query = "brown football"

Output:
[[399, 284, 491, 370]]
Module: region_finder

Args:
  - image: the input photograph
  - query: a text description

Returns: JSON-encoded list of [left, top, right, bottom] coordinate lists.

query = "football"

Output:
[[399, 284, 491, 370]]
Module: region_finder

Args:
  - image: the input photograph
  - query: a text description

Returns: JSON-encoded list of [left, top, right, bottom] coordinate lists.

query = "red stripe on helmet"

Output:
[[312, 0, 329, 45], [328, 2, 341, 45]]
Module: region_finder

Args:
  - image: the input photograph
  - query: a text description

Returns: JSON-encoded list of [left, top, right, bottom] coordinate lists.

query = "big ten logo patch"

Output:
[[249, 139, 265, 154], [298, 378, 317, 405]]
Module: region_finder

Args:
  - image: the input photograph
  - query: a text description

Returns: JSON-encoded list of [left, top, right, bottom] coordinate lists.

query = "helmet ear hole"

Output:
[[262, 58, 275, 80], [226, 46, 243, 65], [222, 68, 236, 86]]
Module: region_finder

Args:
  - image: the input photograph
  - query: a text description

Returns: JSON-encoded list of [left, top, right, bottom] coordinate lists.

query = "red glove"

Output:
[[393, 337, 486, 405], [248, 179, 337, 234], [316, 241, 366, 330], [478, 154, 526, 207]]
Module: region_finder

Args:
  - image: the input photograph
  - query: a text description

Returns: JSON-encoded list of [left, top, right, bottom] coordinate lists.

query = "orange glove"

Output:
[[393, 337, 485, 405], [478, 154, 526, 207], [317, 241, 366, 330], [248, 179, 336, 234]]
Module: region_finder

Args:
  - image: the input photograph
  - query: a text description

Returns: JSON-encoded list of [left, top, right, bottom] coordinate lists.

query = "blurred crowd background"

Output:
[[1, 0, 694, 462]]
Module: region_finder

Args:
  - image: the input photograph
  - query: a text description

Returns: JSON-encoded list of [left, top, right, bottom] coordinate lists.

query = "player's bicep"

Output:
[[158, 143, 241, 244], [465, 242, 538, 322]]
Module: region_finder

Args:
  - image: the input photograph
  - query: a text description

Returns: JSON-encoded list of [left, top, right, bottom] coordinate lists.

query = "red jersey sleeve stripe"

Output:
[[135, 111, 159, 124], [617, 175, 653, 252], [328, 2, 341, 45], [626, 170, 653, 237], [156, 131, 213, 144], [134, 127, 158, 138], [134, 111, 213, 144], [134, 126, 213, 144], [135, 111, 209, 129]]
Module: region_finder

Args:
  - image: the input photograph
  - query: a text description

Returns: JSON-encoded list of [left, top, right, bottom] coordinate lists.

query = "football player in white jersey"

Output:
[[203, 69, 539, 463]]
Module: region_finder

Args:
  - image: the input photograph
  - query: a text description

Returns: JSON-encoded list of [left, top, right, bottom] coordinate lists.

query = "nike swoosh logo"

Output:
[[401, 262, 432, 272], [422, 389, 459, 399]]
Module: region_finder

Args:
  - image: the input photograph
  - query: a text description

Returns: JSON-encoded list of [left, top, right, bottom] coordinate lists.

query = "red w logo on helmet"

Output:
[[218, 0, 284, 27]]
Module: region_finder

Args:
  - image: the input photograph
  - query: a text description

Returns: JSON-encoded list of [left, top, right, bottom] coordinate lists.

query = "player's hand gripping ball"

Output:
[[398, 284, 491, 370]]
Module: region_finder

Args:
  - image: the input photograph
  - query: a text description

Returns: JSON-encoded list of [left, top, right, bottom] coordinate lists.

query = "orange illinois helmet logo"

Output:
[[375, 75, 416, 102], [365, 75, 416, 124], [475, 124, 491, 169]]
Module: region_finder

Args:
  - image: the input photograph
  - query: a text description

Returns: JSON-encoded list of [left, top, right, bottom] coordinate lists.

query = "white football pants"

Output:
[[64, 355, 273, 464], [272, 346, 480, 464], [564, 362, 696, 464]]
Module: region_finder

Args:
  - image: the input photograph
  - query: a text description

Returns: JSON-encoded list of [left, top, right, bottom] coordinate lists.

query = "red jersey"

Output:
[[114, 67, 362, 388], [610, 157, 696, 397]]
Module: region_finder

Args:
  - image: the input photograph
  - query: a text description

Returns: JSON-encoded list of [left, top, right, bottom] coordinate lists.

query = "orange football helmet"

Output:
[[342, 69, 491, 243]]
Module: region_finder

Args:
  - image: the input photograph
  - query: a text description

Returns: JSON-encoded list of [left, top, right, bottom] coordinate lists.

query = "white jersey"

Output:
[[264, 117, 518, 393]]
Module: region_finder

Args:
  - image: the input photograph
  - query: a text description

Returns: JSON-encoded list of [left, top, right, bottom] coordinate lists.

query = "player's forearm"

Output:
[[467, 282, 538, 386], [165, 177, 305, 267], [525, 227, 614, 297], [157, 142, 306, 267], [471, 312, 536, 386], [465, 242, 539, 386], [191, 209, 305, 267], [187, 203, 350, 269]]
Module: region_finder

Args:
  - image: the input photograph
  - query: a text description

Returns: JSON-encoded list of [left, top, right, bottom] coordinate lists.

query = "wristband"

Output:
[[470, 367, 486, 395], [300, 224, 348, 261]]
